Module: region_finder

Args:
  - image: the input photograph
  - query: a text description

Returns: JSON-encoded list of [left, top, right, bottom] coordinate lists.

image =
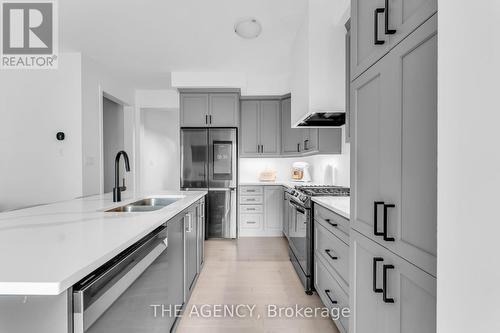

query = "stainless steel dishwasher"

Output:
[[73, 219, 185, 333]]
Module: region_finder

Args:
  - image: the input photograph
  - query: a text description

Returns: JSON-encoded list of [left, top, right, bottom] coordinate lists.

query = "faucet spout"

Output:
[[113, 150, 131, 202]]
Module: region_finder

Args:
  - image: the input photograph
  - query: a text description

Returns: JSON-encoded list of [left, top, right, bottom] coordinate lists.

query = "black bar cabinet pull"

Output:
[[374, 8, 385, 45], [384, 0, 396, 35], [205, 115, 208, 124], [382, 264, 395, 303], [383, 204, 396, 242], [374, 201, 385, 236], [209, 115, 212, 124], [324, 289, 338, 304], [297, 143, 300, 152], [372, 257, 384, 293], [325, 218, 338, 227], [325, 249, 338, 260]]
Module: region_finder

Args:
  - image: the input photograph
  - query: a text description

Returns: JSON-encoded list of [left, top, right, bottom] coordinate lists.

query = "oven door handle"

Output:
[[289, 200, 306, 214]]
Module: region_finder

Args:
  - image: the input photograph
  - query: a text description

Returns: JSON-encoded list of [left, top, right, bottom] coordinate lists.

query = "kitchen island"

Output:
[[0, 190, 206, 333]]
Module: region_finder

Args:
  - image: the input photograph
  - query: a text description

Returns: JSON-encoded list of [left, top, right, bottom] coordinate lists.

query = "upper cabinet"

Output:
[[351, 0, 437, 80], [240, 99, 281, 157], [180, 90, 239, 127], [281, 97, 304, 154], [290, 0, 347, 126]]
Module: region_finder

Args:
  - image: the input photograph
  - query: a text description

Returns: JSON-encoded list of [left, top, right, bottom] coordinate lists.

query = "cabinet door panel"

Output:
[[386, 0, 436, 50], [350, 231, 436, 333], [281, 98, 302, 155], [351, 0, 388, 80], [264, 186, 283, 230], [240, 100, 260, 156], [209, 93, 239, 127], [350, 57, 400, 241], [281, 98, 302, 154], [260, 100, 281, 155], [382, 14, 437, 276], [180, 94, 209, 127]]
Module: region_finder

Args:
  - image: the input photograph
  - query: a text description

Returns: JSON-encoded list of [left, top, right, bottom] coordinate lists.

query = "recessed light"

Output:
[[234, 18, 262, 39]]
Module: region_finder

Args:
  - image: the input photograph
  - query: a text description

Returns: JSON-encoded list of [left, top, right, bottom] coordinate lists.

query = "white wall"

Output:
[[437, 1, 500, 332], [0, 53, 82, 211], [140, 108, 180, 192], [135, 90, 181, 193], [171, 71, 290, 96], [81, 55, 136, 196], [102, 98, 124, 193]]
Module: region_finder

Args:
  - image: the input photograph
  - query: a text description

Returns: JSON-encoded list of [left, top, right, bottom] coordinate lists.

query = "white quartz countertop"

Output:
[[0, 190, 206, 296], [312, 196, 350, 219], [239, 181, 321, 189]]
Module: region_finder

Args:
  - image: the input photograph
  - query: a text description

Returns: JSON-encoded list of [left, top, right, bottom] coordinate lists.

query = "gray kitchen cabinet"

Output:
[[281, 97, 303, 154], [165, 212, 185, 330], [240, 99, 281, 157], [264, 186, 283, 231], [302, 128, 318, 153], [180, 91, 239, 127], [209, 93, 239, 127], [345, 19, 351, 143], [318, 129, 342, 154], [351, 0, 436, 80], [283, 189, 289, 238], [349, 230, 436, 333], [239, 185, 283, 237], [260, 100, 281, 155], [197, 198, 205, 271], [184, 207, 198, 300], [180, 93, 209, 127], [240, 100, 260, 155], [350, 15, 437, 276]]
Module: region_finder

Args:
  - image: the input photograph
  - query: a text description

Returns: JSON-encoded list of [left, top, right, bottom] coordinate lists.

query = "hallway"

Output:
[[177, 237, 339, 333]]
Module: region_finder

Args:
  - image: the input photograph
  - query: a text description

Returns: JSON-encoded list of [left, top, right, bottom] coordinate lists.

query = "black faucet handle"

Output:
[[120, 178, 127, 191]]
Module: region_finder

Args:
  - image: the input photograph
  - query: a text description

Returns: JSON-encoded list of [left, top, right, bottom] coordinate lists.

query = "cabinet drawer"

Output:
[[240, 213, 263, 229], [240, 186, 263, 195], [315, 222, 349, 289], [240, 195, 263, 204], [315, 256, 349, 333], [314, 204, 349, 244], [240, 205, 263, 213]]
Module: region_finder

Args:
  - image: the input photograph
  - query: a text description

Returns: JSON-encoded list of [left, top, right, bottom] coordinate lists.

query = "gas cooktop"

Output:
[[294, 185, 350, 197]]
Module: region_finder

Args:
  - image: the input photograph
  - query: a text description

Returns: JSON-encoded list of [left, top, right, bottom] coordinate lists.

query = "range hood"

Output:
[[297, 112, 346, 127]]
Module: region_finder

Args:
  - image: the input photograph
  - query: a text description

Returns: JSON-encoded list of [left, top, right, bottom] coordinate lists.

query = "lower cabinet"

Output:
[[184, 207, 198, 300], [313, 203, 350, 333], [239, 186, 283, 237], [349, 230, 436, 333], [196, 198, 205, 271], [315, 255, 350, 333], [184, 198, 206, 302]]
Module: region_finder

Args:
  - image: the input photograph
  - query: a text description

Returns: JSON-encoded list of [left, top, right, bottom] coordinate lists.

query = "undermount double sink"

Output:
[[106, 197, 183, 213]]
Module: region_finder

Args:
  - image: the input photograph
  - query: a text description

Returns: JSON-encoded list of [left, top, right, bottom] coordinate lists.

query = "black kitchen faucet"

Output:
[[113, 151, 131, 202]]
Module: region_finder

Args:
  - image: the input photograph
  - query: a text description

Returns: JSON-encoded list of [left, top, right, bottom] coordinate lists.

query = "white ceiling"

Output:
[[60, 0, 308, 89]]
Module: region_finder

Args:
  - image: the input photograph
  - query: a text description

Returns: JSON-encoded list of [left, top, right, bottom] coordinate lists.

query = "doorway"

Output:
[[102, 96, 125, 193]]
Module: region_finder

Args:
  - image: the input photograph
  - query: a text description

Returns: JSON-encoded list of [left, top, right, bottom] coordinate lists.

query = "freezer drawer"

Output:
[[207, 189, 237, 239]]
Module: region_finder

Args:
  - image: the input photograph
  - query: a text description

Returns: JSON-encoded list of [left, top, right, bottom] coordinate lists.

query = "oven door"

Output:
[[287, 198, 310, 277]]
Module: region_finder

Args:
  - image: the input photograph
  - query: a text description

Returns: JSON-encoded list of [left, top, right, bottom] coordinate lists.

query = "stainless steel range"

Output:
[[284, 185, 350, 294]]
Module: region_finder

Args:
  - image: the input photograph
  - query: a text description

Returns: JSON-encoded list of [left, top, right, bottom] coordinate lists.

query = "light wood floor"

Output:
[[176, 237, 340, 333]]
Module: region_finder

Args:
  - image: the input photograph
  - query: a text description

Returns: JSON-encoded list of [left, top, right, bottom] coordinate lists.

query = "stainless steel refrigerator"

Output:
[[181, 128, 237, 239]]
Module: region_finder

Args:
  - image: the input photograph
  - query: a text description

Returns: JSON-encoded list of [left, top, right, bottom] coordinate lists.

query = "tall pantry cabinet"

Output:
[[349, 0, 437, 332]]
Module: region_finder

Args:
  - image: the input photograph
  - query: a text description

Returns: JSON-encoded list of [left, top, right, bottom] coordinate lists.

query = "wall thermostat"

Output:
[[56, 132, 65, 141]]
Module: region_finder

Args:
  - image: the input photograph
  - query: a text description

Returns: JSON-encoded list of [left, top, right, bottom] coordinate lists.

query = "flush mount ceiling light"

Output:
[[234, 18, 262, 39]]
